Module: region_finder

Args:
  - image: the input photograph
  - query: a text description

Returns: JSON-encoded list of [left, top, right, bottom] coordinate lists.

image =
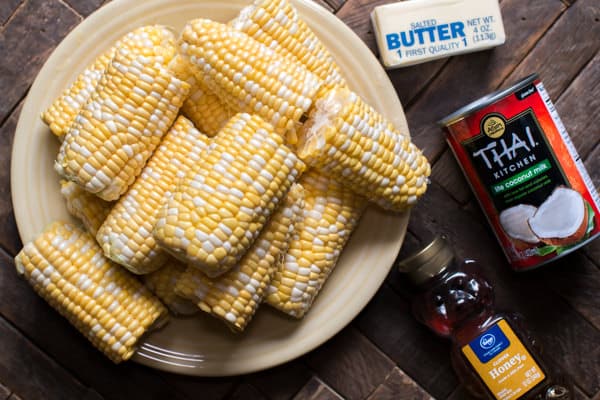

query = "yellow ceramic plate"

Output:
[[11, 0, 409, 376]]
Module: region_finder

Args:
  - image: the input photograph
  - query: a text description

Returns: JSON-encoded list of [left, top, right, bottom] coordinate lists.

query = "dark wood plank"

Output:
[[406, 181, 600, 396], [335, 0, 395, 54], [574, 386, 593, 400], [583, 143, 600, 264], [406, 0, 566, 161], [0, 316, 90, 400], [0, 250, 192, 400], [443, 384, 598, 400], [367, 367, 434, 400], [542, 252, 600, 331], [507, 0, 600, 101], [246, 360, 312, 400], [322, 0, 345, 13], [389, 60, 449, 108], [0, 382, 10, 400], [385, 230, 421, 300], [0, 0, 21, 26], [356, 284, 458, 399], [0, 0, 81, 122], [227, 383, 267, 400], [81, 389, 105, 400], [0, 103, 23, 256], [429, 148, 472, 206], [159, 373, 236, 400], [446, 386, 471, 400], [313, 0, 335, 13], [305, 327, 395, 400], [63, 0, 104, 17], [293, 376, 343, 400], [555, 51, 600, 161]]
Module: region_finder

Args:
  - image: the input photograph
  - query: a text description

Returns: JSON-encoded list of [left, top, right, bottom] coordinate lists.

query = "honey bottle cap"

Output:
[[397, 236, 455, 285]]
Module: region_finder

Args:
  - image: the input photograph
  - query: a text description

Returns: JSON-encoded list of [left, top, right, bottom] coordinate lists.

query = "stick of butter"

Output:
[[371, 0, 506, 69]]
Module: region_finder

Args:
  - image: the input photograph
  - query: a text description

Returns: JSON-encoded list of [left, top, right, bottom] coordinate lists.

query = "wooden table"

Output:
[[0, 0, 598, 399]]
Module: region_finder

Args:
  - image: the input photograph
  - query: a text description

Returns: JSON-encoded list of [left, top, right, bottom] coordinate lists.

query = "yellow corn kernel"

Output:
[[297, 87, 430, 211], [175, 183, 304, 331], [169, 55, 233, 137], [55, 31, 190, 201], [266, 170, 366, 318], [96, 116, 211, 274], [42, 26, 179, 138], [15, 222, 167, 363], [143, 260, 197, 316], [154, 113, 305, 277], [60, 180, 113, 236], [230, 0, 345, 87], [179, 19, 322, 138]]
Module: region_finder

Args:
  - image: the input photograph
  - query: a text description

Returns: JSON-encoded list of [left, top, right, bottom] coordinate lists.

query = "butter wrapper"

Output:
[[371, 0, 506, 69]]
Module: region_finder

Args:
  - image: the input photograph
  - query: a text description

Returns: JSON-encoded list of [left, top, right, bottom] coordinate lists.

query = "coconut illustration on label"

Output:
[[528, 187, 589, 246], [499, 204, 539, 249], [500, 186, 594, 253]]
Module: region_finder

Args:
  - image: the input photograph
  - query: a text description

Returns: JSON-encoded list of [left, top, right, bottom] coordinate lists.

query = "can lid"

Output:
[[397, 236, 455, 285], [437, 73, 539, 127]]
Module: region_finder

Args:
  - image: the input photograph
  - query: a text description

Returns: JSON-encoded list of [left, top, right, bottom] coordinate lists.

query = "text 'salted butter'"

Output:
[[371, 0, 506, 68]]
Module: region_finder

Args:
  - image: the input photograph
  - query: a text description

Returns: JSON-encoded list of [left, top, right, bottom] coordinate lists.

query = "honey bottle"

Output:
[[398, 236, 571, 400]]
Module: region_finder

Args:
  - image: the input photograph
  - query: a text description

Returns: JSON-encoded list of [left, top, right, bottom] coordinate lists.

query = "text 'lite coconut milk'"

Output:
[[439, 74, 600, 271]]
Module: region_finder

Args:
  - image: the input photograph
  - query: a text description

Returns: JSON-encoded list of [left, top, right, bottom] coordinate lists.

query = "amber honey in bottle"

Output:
[[398, 236, 571, 400]]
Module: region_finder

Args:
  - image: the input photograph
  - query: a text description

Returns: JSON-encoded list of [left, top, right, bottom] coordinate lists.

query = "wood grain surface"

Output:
[[0, 0, 598, 399]]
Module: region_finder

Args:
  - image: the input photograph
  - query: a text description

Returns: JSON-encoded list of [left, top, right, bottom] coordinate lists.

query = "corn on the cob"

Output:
[[296, 87, 430, 211], [60, 180, 113, 236], [181, 84, 234, 137], [96, 116, 211, 274], [154, 113, 305, 277], [169, 55, 233, 137], [179, 19, 322, 137], [15, 222, 168, 363], [55, 31, 190, 201], [230, 0, 345, 88], [42, 26, 180, 138], [143, 261, 197, 316], [266, 171, 365, 318], [175, 183, 304, 331]]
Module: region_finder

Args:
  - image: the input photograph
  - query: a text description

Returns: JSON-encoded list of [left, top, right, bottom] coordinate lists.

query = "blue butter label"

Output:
[[468, 323, 511, 363]]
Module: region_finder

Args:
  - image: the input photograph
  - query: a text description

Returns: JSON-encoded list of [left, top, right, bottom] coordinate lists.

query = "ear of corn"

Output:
[[143, 260, 197, 316], [296, 87, 430, 211], [15, 222, 168, 363], [169, 55, 233, 137], [154, 113, 305, 277], [181, 84, 233, 137], [96, 116, 211, 275], [42, 26, 180, 138], [266, 171, 366, 318], [175, 183, 304, 331], [230, 0, 345, 88], [179, 19, 322, 138], [60, 180, 113, 236], [55, 30, 191, 201]]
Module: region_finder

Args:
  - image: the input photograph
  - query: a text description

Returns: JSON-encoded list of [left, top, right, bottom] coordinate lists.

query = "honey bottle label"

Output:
[[461, 319, 546, 400]]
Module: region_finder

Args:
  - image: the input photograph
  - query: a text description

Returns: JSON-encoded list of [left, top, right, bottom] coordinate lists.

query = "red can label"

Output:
[[444, 78, 600, 270]]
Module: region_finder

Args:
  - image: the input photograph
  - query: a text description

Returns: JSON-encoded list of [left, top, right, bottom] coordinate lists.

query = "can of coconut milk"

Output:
[[438, 74, 600, 270]]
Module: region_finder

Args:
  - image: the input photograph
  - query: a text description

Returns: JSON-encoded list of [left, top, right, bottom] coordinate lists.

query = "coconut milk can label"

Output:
[[461, 109, 567, 211], [462, 319, 546, 400]]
